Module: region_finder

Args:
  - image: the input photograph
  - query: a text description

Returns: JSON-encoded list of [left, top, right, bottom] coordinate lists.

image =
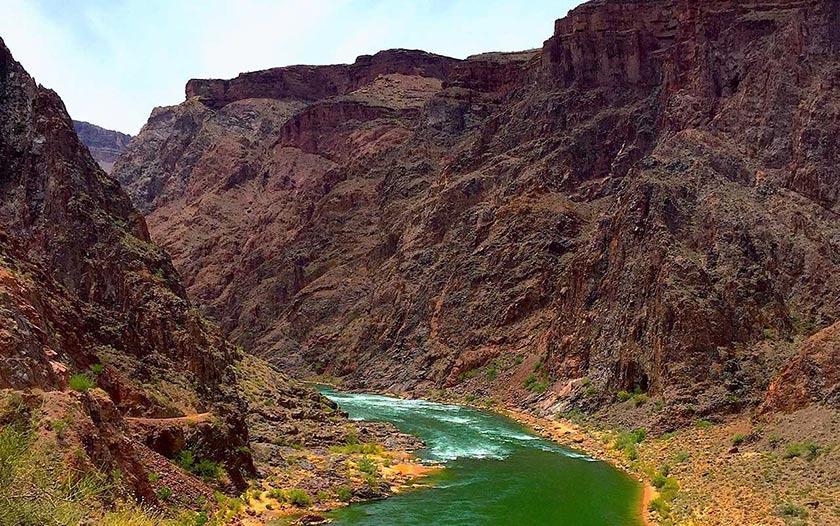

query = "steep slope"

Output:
[[115, 0, 838, 430], [0, 33, 256, 498], [73, 120, 132, 173], [0, 38, 428, 526]]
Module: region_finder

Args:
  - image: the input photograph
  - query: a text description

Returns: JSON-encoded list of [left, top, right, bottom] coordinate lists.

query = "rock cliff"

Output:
[[73, 120, 132, 173], [1, 37, 390, 520], [113, 0, 838, 431]]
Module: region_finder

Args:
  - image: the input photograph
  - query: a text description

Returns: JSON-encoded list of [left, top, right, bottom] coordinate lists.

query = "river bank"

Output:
[[500, 404, 839, 526], [320, 388, 643, 525]]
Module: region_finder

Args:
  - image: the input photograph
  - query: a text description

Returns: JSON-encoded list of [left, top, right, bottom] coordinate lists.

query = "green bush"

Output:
[[330, 441, 382, 455], [695, 419, 714, 429], [523, 372, 549, 393], [69, 373, 96, 392], [193, 459, 222, 480], [286, 488, 311, 507], [357, 456, 377, 475], [652, 474, 668, 489], [616, 390, 632, 402], [176, 449, 222, 479], [732, 434, 746, 446], [89, 363, 105, 375], [176, 449, 195, 471], [335, 485, 352, 502], [648, 495, 670, 515], [156, 486, 173, 501], [783, 441, 822, 460], [613, 428, 646, 461], [673, 451, 690, 463]]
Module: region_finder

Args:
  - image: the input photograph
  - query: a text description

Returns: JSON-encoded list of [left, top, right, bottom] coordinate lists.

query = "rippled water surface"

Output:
[[321, 388, 642, 526]]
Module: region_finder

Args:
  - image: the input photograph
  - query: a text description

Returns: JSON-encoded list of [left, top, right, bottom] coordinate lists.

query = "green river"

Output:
[[320, 388, 642, 526]]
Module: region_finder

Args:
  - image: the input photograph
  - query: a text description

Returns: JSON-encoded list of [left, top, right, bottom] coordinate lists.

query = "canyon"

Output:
[[116, 0, 838, 424], [2, 0, 838, 524]]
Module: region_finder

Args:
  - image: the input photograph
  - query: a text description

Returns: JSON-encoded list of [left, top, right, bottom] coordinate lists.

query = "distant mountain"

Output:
[[73, 119, 132, 173]]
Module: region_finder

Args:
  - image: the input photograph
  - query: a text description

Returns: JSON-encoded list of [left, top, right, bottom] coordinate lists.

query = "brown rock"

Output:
[[112, 0, 839, 428]]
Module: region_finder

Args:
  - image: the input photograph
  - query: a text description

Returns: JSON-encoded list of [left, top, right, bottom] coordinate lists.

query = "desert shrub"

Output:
[[176, 449, 195, 471], [357, 456, 377, 475], [335, 485, 352, 502], [90, 363, 105, 375], [613, 428, 646, 461], [695, 419, 714, 429], [767, 434, 782, 448], [783, 441, 822, 460], [193, 459, 222, 480], [69, 373, 96, 392], [156, 486, 173, 501], [633, 393, 649, 406], [458, 368, 479, 381], [673, 451, 690, 463], [583, 384, 599, 398], [732, 434, 746, 446], [286, 488, 311, 507], [559, 408, 586, 425], [175, 450, 222, 480], [648, 495, 670, 515], [330, 441, 382, 455], [776, 502, 808, 519], [616, 390, 632, 402], [212, 492, 244, 523], [523, 372, 549, 393], [486, 362, 499, 380]]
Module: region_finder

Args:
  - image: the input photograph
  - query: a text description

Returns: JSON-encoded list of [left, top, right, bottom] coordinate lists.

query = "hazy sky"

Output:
[[1, 0, 582, 134]]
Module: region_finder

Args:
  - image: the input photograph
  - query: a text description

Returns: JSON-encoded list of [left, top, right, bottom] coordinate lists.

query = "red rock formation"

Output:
[[763, 322, 839, 412], [0, 35, 254, 493], [114, 0, 839, 427]]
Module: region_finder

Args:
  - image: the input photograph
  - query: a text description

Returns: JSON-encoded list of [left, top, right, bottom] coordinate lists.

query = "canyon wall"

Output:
[[73, 120, 132, 173], [113, 0, 839, 427]]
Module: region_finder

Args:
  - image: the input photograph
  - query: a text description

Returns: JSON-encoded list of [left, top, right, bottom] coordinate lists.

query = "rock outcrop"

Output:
[[113, 0, 839, 429], [73, 120, 132, 173], [0, 34, 257, 495]]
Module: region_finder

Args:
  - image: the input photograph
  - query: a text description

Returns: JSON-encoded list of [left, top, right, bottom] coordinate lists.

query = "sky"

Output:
[[0, 0, 582, 134]]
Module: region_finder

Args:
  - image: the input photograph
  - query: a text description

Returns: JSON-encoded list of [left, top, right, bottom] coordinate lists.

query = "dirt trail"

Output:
[[125, 412, 213, 426]]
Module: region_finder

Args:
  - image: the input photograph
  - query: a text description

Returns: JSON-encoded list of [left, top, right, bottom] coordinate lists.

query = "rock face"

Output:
[[73, 120, 133, 173], [114, 0, 839, 425], [0, 36, 258, 497]]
